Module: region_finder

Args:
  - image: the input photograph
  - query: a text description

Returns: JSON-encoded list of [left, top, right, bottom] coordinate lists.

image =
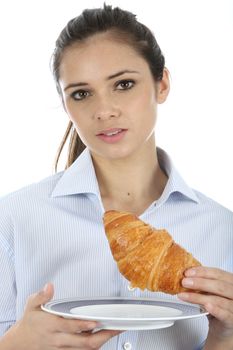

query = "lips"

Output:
[[96, 128, 128, 144], [97, 128, 126, 136]]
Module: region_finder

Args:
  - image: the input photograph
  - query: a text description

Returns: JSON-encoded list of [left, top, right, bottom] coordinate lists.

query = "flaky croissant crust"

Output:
[[104, 210, 201, 295]]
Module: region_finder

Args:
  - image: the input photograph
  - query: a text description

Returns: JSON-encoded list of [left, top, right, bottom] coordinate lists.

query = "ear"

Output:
[[156, 68, 170, 104]]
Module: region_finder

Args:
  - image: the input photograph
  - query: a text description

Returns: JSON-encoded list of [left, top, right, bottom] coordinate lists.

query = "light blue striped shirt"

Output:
[[0, 147, 232, 349]]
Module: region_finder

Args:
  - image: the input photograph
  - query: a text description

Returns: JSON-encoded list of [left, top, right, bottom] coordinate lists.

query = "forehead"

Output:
[[59, 34, 151, 83]]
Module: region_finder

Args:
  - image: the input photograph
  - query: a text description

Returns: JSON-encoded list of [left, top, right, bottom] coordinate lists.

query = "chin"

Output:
[[90, 145, 135, 161]]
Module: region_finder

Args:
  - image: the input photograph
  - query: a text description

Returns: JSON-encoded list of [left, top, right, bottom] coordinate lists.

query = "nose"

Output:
[[93, 96, 121, 121]]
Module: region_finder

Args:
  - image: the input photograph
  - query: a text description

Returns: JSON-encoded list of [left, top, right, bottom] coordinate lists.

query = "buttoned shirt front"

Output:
[[0, 147, 232, 350]]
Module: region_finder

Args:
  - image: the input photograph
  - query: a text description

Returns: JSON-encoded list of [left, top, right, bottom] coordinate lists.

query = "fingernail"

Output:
[[186, 269, 196, 276], [43, 283, 48, 292], [182, 278, 194, 286]]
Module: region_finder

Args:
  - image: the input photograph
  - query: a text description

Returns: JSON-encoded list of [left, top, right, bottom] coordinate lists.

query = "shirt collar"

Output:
[[51, 148, 101, 198], [156, 147, 199, 205], [51, 147, 199, 204]]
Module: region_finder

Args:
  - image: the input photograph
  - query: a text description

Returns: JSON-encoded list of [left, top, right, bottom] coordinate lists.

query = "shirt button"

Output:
[[123, 342, 132, 350], [127, 284, 136, 292]]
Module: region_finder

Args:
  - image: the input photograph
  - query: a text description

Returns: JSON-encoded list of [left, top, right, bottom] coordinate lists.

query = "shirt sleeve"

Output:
[[0, 205, 16, 336]]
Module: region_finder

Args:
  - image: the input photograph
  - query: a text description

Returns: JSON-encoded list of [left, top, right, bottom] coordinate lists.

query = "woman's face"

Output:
[[59, 33, 169, 160]]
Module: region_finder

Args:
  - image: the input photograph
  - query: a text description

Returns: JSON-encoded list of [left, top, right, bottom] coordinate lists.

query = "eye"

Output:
[[116, 79, 135, 90], [71, 90, 90, 101]]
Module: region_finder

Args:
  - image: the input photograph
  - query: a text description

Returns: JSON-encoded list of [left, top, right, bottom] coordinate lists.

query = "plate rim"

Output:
[[41, 296, 208, 322]]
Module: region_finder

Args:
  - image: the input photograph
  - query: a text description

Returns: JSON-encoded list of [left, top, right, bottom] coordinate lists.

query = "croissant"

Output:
[[103, 210, 201, 295]]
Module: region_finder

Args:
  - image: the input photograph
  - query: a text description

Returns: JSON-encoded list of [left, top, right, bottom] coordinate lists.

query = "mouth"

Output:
[[96, 128, 128, 143], [97, 128, 126, 136]]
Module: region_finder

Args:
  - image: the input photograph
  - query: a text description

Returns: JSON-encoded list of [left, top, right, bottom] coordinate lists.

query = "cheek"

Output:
[[64, 106, 89, 140], [131, 90, 157, 119], [65, 101, 86, 125]]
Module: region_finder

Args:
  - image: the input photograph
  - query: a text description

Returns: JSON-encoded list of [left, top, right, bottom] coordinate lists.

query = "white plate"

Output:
[[41, 297, 208, 330]]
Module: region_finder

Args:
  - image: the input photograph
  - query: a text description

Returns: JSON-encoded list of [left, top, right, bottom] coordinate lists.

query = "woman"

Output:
[[0, 4, 232, 350]]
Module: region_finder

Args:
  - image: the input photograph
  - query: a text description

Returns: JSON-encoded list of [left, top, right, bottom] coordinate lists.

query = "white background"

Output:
[[0, 0, 232, 210]]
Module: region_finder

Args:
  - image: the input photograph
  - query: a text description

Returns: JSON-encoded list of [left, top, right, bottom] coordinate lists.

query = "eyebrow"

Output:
[[63, 69, 140, 91]]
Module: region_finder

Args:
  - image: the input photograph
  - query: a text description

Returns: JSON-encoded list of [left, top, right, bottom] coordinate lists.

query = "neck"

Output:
[[91, 142, 168, 215]]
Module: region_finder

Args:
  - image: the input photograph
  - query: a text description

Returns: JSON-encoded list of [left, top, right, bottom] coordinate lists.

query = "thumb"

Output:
[[25, 283, 54, 311]]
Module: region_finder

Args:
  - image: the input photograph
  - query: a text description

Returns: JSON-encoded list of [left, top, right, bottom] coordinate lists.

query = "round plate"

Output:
[[41, 296, 208, 330]]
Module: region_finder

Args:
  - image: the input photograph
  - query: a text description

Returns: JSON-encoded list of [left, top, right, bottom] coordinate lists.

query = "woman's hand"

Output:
[[178, 266, 233, 350], [1, 283, 121, 350]]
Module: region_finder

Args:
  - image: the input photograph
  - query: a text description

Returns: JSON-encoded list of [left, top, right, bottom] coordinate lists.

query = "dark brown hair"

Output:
[[52, 3, 165, 171]]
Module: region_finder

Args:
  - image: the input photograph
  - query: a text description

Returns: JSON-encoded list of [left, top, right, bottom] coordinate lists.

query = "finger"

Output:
[[86, 329, 122, 348], [54, 329, 121, 348], [185, 266, 233, 284], [178, 291, 233, 314], [56, 317, 99, 333], [205, 302, 233, 327], [25, 282, 54, 311], [181, 276, 233, 299], [177, 293, 233, 328]]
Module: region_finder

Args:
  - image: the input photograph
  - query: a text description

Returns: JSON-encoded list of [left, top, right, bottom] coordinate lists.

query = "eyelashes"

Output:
[[71, 90, 89, 101], [70, 79, 136, 101], [116, 79, 135, 90]]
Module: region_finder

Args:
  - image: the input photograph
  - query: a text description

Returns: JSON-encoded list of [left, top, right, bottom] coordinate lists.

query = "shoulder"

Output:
[[0, 171, 64, 216], [193, 188, 233, 222], [0, 172, 64, 243], [0, 172, 67, 250]]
